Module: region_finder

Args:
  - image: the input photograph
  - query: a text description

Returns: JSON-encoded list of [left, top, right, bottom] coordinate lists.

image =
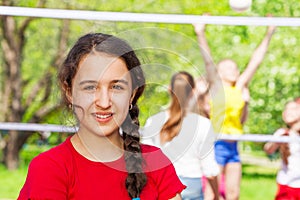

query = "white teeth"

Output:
[[95, 114, 112, 119]]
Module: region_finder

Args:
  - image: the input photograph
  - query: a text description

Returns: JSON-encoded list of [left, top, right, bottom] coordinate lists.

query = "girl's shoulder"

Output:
[[30, 136, 74, 167], [185, 112, 212, 125]]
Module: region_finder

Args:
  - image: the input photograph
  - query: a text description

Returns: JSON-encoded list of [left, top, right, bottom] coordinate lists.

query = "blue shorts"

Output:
[[214, 140, 240, 166]]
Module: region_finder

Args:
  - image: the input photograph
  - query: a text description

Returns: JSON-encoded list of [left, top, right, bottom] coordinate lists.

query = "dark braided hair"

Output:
[[58, 33, 147, 198]]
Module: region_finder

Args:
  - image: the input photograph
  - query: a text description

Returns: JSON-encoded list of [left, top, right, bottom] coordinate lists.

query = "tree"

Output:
[[0, 0, 70, 170], [0, 0, 299, 170]]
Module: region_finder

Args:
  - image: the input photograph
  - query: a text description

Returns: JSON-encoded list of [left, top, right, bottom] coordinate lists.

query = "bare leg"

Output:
[[224, 162, 242, 200], [204, 165, 225, 200]]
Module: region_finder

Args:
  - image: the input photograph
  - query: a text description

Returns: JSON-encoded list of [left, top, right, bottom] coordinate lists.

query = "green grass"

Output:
[[0, 144, 49, 199], [240, 164, 277, 200], [0, 164, 28, 199]]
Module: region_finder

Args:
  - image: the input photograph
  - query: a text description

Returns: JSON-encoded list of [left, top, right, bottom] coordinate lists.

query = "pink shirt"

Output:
[[18, 137, 185, 199]]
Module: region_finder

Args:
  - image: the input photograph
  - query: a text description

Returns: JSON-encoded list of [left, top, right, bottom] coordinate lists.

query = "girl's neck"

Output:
[[72, 130, 124, 162], [222, 80, 235, 87]]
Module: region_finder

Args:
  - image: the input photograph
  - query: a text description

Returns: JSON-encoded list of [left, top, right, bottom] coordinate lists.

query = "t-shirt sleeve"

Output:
[[143, 146, 186, 200], [18, 152, 68, 200]]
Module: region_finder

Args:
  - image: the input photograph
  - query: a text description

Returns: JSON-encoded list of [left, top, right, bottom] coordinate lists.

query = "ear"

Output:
[[130, 88, 138, 104], [64, 81, 73, 104], [66, 89, 73, 104]]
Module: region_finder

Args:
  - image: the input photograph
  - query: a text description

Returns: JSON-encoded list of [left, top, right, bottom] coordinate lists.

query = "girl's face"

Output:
[[68, 53, 134, 138], [218, 60, 240, 84], [282, 101, 300, 125]]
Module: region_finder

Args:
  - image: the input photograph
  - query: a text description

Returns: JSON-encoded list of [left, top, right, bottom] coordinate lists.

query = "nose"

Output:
[[95, 88, 112, 109]]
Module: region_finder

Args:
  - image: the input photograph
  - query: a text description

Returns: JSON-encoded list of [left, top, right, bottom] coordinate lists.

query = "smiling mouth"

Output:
[[95, 113, 113, 119]]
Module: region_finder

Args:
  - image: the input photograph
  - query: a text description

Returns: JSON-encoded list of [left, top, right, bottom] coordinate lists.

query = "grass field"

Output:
[[240, 163, 277, 200], [0, 164, 28, 199], [0, 151, 278, 199]]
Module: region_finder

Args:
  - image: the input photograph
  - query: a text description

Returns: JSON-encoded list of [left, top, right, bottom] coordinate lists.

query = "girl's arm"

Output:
[[264, 128, 286, 154], [237, 24, 276, 89], [193, 20, 219, 89]]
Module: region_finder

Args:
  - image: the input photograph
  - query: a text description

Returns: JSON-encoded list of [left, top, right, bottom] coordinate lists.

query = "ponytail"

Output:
[[160, 72, 195, 144]]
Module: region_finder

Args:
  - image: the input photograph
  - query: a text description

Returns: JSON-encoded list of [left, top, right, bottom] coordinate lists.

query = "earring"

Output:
[[129, 104, 133, 110], [68, 104, 73, 110]]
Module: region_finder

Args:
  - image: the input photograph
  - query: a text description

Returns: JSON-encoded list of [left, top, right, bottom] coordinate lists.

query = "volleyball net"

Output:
[[0, 6, 299, 143], [0, 122, 299, 143], [0, 6, 300, 26]]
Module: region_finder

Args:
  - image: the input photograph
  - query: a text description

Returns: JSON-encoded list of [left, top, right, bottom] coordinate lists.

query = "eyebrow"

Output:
[[79, 80, 98, 85], [112, 79, 129, 85], [79, 79, 129, 85]]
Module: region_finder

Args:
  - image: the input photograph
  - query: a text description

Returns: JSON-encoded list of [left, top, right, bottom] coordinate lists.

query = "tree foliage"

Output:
[[0, 0, 299, 169]]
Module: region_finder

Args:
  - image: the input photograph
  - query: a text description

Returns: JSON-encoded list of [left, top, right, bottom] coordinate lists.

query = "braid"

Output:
[[122, 104, 147, 198]]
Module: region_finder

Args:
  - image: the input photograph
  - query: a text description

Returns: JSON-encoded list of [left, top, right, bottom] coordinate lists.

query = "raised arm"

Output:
[[237, 25, 276, 88], [193, 22, 219, 88]]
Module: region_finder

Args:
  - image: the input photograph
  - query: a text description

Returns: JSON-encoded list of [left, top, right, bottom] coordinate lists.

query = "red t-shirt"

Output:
[[18, 137, 185, 200]]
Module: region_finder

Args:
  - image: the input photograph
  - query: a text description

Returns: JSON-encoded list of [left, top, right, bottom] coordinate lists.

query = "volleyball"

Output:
[[229, 0, 252, 12]]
